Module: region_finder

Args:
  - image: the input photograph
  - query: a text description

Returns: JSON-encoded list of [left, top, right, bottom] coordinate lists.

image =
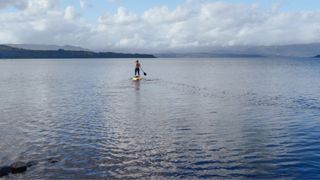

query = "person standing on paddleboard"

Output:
[[134, 60, 141, 76]]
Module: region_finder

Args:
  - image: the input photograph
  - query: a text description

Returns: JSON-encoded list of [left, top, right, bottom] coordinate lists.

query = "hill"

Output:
[[0, 45, 156, 59]]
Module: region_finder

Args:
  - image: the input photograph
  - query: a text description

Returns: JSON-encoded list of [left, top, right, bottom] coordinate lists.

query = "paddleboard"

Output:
[[132, 76, 142, 81]]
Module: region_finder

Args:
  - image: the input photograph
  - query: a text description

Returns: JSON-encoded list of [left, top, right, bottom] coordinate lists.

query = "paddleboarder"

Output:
[[134, 60, 141, 76]]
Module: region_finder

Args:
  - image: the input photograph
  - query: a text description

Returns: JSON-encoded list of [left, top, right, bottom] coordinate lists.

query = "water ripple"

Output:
[[1, 59, 320, 179]]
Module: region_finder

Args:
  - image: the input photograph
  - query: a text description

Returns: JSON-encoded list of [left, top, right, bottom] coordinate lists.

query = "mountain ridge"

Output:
[[0, 45, 156, 59]]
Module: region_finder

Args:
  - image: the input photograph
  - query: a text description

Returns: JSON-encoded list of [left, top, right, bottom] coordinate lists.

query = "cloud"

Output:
[[0, 0, 28, 10], [143, 5, 192, 23], [64, 6, 79, 20], [1, 0, 320, 52], [0, 0, 57, 11], [79, 0, 92, 9], [80, 0, 86, 9], [99, 7, 139, 25]]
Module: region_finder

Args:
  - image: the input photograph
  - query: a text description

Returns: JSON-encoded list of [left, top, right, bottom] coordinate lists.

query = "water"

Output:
[[0, 58, 320, 179]]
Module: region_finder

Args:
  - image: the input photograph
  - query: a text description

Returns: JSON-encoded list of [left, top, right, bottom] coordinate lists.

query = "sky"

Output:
[[1, 0, 320, 52]]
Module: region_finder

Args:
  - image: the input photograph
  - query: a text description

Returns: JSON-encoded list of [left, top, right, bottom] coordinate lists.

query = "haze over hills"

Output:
[[6, 44, 90, 51], [94, 43, 320, 58], [155, 43, 320, 58]]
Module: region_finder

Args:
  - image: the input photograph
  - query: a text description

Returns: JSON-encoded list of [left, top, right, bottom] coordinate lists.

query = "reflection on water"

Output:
[[0, 58, 320, 179], [133, 79, 140, 91]]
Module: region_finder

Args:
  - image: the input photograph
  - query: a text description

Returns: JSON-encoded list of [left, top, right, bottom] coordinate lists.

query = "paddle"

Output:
[[140, 68, 147, 76]]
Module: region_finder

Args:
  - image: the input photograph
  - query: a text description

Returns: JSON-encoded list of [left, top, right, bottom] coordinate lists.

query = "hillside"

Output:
[[0, 45, 156, 59]]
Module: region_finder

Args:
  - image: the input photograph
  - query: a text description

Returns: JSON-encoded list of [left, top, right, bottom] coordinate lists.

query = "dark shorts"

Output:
[[135, 68, 140, 75]]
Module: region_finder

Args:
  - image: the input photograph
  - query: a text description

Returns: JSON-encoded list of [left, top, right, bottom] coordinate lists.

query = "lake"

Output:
[[0, 58, 320, 179]]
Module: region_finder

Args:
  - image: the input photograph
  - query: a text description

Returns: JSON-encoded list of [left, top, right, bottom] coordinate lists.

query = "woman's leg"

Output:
[[135, 68, 139, 76]]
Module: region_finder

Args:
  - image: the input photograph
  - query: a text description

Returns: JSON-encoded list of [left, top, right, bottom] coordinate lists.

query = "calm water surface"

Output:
[[0, 58, 320, 179]]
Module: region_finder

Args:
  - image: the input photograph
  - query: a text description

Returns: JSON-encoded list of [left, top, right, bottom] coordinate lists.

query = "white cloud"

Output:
[[99, 7, 139, 25], [0, 30, 18, 43], [79, 0, 93, 9], [143, 6, 191, 23], [80, 0, 86, 9], [64, 6, 79, 20], [1, 0, 320, 51], [26, 0, 57, 11], [0, 0, 57, 12]]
